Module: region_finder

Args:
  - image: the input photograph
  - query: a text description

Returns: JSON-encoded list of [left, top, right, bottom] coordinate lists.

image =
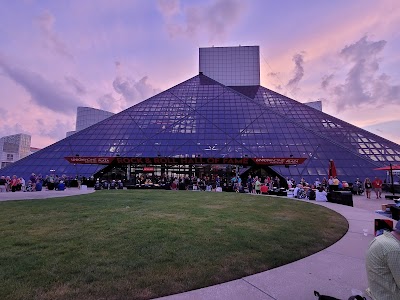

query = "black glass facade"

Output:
[[2, 74, 400, 183]]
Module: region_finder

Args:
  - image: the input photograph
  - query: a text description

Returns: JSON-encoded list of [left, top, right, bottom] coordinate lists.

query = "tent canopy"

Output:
[[374, 165, 400, 171]]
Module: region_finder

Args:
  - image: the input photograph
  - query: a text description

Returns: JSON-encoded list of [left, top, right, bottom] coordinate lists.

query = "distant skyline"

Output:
[[1, 0, 400, 148]]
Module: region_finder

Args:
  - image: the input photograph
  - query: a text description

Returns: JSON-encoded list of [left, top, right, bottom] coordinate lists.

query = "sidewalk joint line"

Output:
[[241, 278, 277, 299]]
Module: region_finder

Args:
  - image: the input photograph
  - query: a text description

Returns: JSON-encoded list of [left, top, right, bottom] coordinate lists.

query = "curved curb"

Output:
[[0, 188, 95, 202], [156, 197, 395, 300]]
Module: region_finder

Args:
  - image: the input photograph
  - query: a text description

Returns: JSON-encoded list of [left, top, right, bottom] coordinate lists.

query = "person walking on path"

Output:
[[366, 221, 400, 300], [364, 178, 373, 199], [372, 176, 383, 199]]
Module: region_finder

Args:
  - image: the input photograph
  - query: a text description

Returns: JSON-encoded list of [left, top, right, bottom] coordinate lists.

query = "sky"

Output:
[[1, 0, 400, 148]]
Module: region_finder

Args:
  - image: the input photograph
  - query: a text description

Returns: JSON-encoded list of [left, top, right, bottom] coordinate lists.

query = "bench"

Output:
[[385, 195, 400, 200], [327, 191, 353, 207]]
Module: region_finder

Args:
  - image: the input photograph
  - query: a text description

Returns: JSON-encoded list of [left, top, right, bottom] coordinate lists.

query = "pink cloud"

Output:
[[36, 10, 74, 60], [157, 0, 247, 42]]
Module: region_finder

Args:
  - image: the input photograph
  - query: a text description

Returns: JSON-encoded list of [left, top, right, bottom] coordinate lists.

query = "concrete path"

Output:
[[156, 193, 399, 300], [0, 188, 398, 299], [0, 187, 94, 201]]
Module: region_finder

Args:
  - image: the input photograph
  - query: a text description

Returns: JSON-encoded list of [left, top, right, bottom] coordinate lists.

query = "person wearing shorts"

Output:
[[372, 176, 383, 199]]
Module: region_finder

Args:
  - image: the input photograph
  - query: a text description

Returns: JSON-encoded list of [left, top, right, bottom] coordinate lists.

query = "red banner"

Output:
[[65, 156, 306, 166], [65, 156, 115, 164], [252, 158, 306, 165]]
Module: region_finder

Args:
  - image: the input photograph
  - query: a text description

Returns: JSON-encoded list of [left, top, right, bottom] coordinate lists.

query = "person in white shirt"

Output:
[[315, 187, 328, 202], [287, 178, 293, 189], [314, 178, 321, 188], [20, 177, 26, 192], [293, 184, 301, 198]]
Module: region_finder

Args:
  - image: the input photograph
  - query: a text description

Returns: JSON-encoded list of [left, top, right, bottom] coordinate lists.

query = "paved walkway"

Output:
[[0, 187, 94, 201], [156, 193, 399, 300], [0, 189, 398, 299]]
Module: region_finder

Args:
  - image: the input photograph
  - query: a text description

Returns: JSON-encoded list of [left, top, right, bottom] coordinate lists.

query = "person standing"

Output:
[[19, 177, 26, 192], [332, 176, 340, 191], [286, 177, 293, 189], [0, 176, 6, 192], [372, 176, 383, 199], [328, 176, 334, 192], [354, 178, 363, 195], [5, 176, 11, 192], [366, 221, 400, 300], [364, 178, 373, 199], [314, 178, 321, 188], [254, 177, 261, 194], [274, 176, 280, 188], [247, 175, 253, 194], [321, 177, 328, 190]]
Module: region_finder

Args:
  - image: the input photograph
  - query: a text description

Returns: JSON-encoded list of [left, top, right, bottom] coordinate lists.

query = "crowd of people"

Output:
[[1, 170, 397, 299], [0, 173, 76, 192], [0, 171, 388, 202], [285, 175, 386, 202], [0, 175, 27, 192], [94, 179, 124, 190], [130, 174, 225, 191]]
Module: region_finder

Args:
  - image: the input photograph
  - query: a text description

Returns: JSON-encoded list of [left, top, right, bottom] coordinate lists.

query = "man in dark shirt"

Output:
[[0, 176, 7, 192]]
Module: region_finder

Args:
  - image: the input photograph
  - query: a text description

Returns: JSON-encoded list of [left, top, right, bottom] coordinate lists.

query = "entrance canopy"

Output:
[[65, 156, 306, 166]]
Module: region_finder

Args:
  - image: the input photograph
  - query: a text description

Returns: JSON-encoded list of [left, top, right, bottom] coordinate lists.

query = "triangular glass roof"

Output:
[[2, 74, 400, 183]]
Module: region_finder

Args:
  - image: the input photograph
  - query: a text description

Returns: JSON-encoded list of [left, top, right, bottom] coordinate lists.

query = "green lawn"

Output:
[[0, 190, 348, 300]]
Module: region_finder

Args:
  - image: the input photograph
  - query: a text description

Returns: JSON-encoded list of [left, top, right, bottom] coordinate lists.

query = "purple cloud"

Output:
[[36, 10, 74, 60], [35, 118, 73, 140], [321, 74, 334, 89], [0, 57, 83, 114], [112, 75, 160, 105], [64, 76, 87, 95], [97, 93, 120, 112], [0, 123, 25, 139], [286, 52, 305, 94], [266, 72, 283, 91], [157, 0, 246, 41], [326, 36, 400, 110], [157, 0, 180, 17]]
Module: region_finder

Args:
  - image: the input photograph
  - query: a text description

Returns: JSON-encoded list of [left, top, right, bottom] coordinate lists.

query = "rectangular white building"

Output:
[[0, 133, 31, 169]]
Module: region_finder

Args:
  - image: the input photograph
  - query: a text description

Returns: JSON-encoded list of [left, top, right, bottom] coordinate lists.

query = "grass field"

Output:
[[0, 190, 348, 300]]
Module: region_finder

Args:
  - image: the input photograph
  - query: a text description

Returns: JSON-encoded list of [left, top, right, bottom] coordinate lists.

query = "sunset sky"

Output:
[[1, 0, 400, 148]]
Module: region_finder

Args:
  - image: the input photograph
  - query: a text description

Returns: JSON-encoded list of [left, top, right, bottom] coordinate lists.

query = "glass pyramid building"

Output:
[[2, 47, 400, 183]]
